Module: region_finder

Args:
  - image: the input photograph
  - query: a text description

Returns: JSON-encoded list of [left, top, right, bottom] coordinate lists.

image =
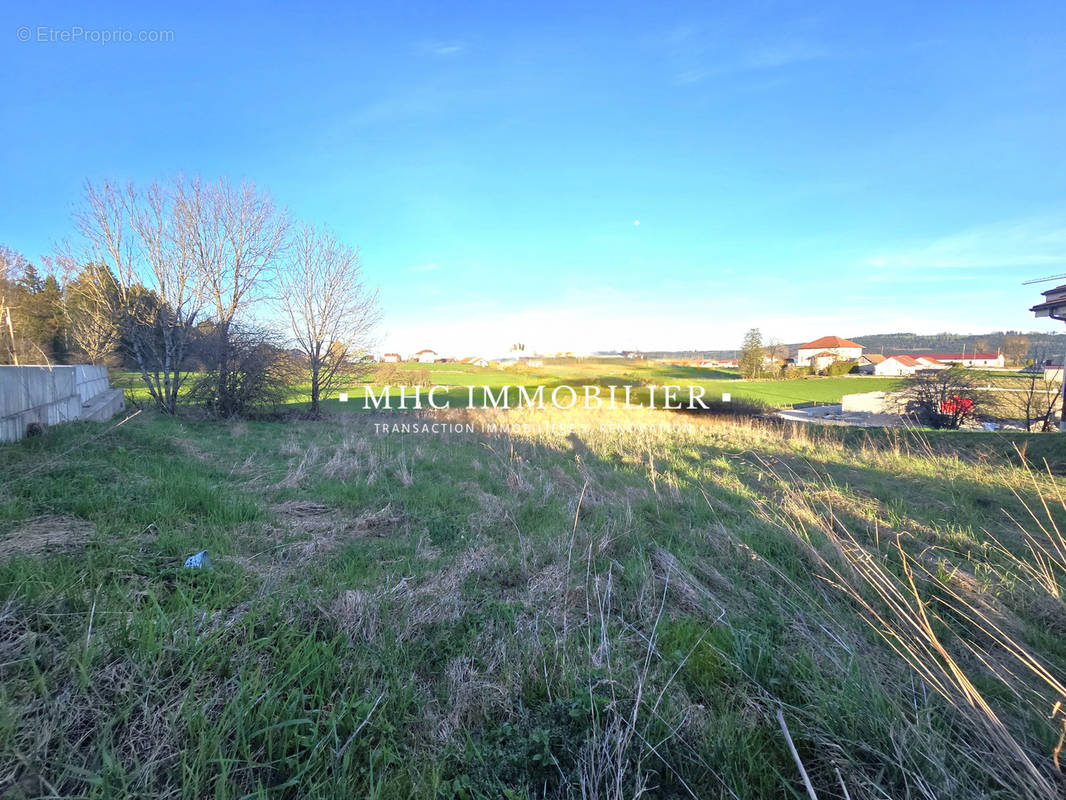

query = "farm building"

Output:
[[912, 352, 1004, 368], [913, 356, 948, 369], [872, 355, 922, 376], [860, 354, 947, 375], [795, 336, 863, 367], [858, 354, 885, 373], [382, 353, 402, 363], [459, 357, 489, 367], [413, 349, 438, 364]]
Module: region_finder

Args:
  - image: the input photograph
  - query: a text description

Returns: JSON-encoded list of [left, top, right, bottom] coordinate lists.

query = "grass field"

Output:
[[113, 361, 904, 413], [2, 405, 1066, 798]]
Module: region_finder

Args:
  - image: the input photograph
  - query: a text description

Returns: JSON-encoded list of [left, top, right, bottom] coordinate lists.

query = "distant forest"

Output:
[[643, 331, 1066, 363], [849, 332, 1065, 362]]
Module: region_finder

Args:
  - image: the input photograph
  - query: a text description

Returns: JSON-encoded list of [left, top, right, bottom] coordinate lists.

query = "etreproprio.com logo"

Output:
[[16, 26, 175, 44]]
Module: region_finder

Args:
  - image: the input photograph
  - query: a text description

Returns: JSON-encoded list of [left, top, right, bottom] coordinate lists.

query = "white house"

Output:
[[382, 353, 402, 363], [459, 356, 488, 367], [873, 355, 922, 376], [913, 356, 948, 370], [796, 336, 864, 367], [413, 349, 438, 364]]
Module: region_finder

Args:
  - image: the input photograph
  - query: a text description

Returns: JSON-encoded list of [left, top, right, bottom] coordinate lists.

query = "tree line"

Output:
[[0, 177, 378, 417]]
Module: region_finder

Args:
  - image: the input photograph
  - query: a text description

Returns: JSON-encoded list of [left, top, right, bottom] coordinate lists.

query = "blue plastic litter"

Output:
[[184, 550, 211, 569]]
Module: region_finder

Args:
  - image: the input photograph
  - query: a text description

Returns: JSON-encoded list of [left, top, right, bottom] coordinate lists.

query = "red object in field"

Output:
[[940, 395, 973, 414]]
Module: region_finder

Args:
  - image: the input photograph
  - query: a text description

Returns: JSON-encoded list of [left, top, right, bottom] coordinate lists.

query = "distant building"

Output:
[[382, 353, 402, 363], [860, 354, 949, 374], [459, 356, 488, 367], [913, 352, 1005, 368], [413, 349, 437, 364], [913, 356, 948, 370], [873, 355, 922, 376], [858, 354, 885, 374], [808, 350, 839, 371], [1031, 284, 1066, 319], [796, 336, 864, 367]]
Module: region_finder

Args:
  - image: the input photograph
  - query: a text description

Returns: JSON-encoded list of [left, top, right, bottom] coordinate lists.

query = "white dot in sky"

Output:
[[634, 220, 640, 226]]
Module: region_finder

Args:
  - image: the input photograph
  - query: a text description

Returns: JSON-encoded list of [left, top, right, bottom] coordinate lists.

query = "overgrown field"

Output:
[[1, 408, 1065, 798]]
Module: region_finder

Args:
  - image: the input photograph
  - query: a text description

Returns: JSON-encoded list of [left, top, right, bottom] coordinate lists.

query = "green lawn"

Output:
[[113, 361, 904, 413]]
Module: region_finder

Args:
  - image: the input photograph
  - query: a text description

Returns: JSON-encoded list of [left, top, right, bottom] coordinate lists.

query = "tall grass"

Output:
[[1, 407, 1064, 797]]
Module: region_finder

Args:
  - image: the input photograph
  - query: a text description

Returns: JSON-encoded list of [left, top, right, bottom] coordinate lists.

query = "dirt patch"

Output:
[[0, 515, 96, 560], [239, 501, 410, 589], [269, 500, 406, 539]]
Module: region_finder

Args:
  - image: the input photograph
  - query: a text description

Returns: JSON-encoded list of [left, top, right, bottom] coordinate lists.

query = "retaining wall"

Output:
[[0, 365, 123, 442]]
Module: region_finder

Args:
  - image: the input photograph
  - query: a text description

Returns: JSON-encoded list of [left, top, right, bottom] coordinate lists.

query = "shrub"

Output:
[[186, 323, 295, 417], [825, 360, 858, 377], [897, 368, 983, 429]]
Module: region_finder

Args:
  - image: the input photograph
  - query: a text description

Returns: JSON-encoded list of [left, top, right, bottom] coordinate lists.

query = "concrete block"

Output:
[[81, 388, 125, 423], [842, 391, 897, 414], [0, 364, 119, 442]]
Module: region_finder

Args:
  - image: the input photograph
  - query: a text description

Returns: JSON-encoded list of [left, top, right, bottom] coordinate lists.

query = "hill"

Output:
[[645, 330, 1066, 363]]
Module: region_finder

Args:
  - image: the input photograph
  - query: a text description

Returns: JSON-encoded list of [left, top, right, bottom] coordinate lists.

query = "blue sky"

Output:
[[2, 1, 1065, 355]]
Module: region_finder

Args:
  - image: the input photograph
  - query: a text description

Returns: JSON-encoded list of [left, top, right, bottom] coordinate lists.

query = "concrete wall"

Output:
[[74, 365, 110, 403], [0, 365, 122, 442]]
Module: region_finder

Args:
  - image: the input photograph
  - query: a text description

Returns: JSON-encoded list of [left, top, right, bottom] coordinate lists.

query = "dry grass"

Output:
[[0, 515, 96, 559], [5, 404, 1066, 798], [757, 458, 1066, 800]]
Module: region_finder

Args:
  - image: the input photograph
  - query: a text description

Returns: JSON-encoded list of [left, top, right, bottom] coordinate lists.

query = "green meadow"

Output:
[[2, 403, 1065, 798], [113, 360, 904, 414]]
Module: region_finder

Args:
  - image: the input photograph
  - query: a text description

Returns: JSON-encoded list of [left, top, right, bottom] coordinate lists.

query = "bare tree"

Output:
[[1005, 372, 1063, 432], [1002, 334, 1032, 366], [175, 177, 288, 416], [280, 224, 378, 415], [62, 263, 121, 364], [71, 180, 204, 413], [0, 246, 27, 364]]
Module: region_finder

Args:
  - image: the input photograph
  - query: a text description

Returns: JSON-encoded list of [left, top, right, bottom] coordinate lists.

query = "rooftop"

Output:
[[913, 353, 999, 361], [798, 335, 863, 350]]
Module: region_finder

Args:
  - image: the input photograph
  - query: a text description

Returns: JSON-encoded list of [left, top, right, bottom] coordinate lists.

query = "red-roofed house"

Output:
[[860, 353, 947, 375], [873, 355, 922, 376], [796, 336, 863, 368], [414, 349, 438, 364], [912, 352, 1004, 368], [857, 353, 885, 373], [913, 355, 948, 370], [382, 353, 402, 363]]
